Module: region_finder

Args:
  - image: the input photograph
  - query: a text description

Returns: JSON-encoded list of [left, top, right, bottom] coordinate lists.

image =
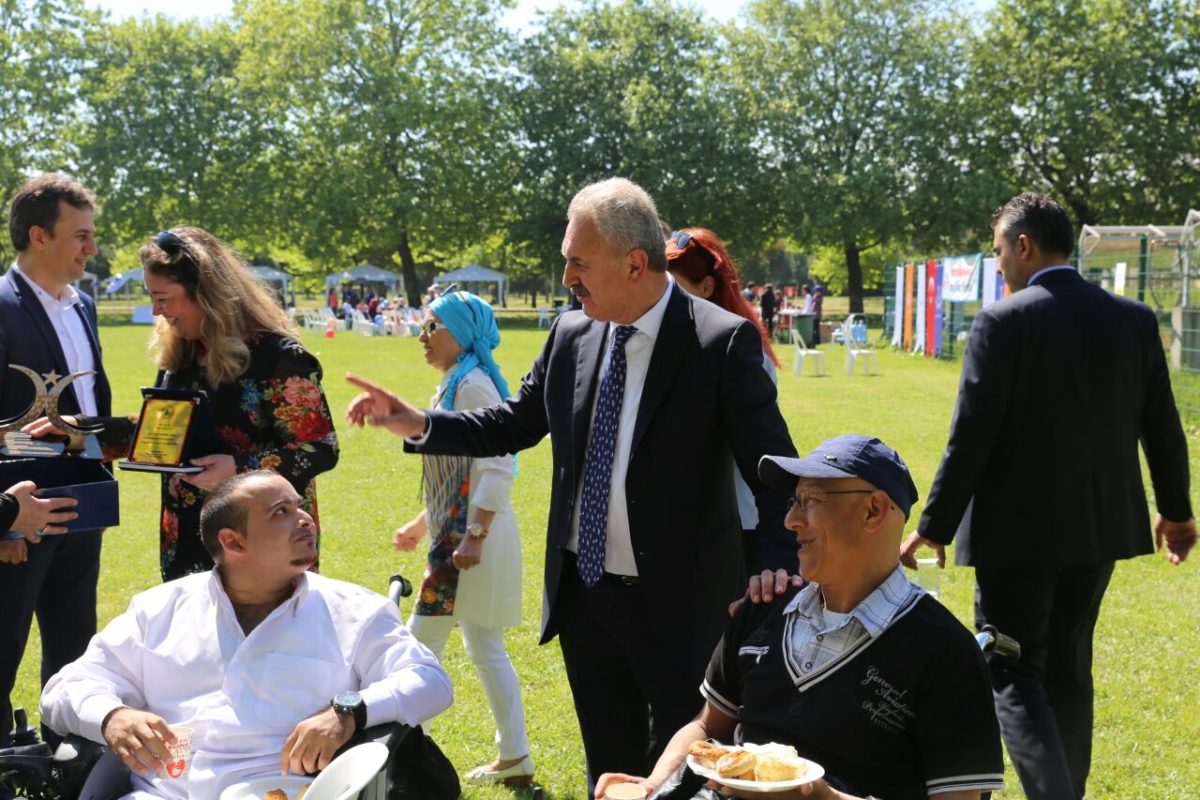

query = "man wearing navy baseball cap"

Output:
[[596, 435, 1004, 800]]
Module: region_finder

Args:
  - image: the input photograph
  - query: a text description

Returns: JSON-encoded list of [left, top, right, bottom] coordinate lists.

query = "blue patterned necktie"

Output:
[[577, 324, 637, 588]]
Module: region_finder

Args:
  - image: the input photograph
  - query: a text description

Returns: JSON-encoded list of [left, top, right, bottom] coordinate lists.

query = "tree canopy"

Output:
[[1, 0, 1195, 300]]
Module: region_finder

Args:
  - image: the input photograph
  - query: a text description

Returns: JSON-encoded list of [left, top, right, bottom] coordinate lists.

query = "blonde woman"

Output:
[[40, 228, 339, 580]]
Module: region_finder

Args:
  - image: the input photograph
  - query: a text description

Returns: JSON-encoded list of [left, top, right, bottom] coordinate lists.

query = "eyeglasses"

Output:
[[419, 321, 444, 336], [786, 488, 875, 513], [670, 231, 693, 250], [155, 230, 196, 265]]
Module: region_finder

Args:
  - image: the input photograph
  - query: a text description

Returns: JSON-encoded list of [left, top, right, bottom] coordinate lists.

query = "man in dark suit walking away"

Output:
[[347, 178, 797, 792], [900, 192, 1196, 800], [0, 174, 112, 751]]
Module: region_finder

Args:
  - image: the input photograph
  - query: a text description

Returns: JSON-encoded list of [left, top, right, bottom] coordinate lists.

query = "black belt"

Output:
[[565, 550, 640, 586], [600, 571, 641, 586]]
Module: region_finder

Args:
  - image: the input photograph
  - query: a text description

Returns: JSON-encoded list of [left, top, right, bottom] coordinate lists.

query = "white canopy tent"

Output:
[[104, 267, 144, 295], [250, 265, 294, 308], [434, 264, 507, 306]]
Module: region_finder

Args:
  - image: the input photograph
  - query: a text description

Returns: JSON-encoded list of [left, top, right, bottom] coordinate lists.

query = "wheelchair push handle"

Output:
[[388, 574, 413, 606], [976, 624, 1021, 661]]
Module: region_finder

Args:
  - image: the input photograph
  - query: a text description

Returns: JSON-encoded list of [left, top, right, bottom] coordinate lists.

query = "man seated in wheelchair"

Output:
[[596, 436, 1004, 800], [40, 470, 452, 799]]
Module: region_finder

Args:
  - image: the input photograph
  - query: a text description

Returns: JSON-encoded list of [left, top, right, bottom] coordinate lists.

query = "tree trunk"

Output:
[[844, 242, 865, 314], [397, 230, 421, 308]]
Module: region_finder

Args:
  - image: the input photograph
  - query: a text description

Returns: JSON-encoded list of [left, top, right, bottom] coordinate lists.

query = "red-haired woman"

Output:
[[665, 228, 782, 575]]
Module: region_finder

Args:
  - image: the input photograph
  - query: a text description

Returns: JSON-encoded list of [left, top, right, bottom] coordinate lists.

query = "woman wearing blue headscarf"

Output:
[[390, 290, 533, 786]]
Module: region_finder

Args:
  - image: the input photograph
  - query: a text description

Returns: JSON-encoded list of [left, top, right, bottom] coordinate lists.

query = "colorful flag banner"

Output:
[[914, 262, 926, 355], [892, 265, 904, 347], [942, 253, 981, 302], [903, 264, 915, 351]]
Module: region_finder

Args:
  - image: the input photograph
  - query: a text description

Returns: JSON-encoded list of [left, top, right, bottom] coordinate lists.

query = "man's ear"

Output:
[[27, 225, 50, 251], [625, 247, 650, 281], [1016, 233, 1036, 261], [863, 491, 892, 533], [219, 527, 246, 556]]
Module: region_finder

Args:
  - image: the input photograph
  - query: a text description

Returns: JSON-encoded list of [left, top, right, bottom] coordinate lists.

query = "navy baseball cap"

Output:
[[759, 435, 919, 519]]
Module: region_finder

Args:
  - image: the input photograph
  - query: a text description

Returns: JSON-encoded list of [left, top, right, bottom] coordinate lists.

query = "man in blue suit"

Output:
[[0, 174, 111, 749], [901, 193, 1196, 799]]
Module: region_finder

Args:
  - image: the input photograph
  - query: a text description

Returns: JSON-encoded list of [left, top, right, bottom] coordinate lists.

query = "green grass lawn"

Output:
[[12, 322, 1200, 798]]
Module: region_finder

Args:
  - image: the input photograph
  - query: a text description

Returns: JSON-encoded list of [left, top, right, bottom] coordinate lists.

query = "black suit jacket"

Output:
[[919, 269, 1191, 568], [0, 268, 112, 421], [413, 283, 796, 658]]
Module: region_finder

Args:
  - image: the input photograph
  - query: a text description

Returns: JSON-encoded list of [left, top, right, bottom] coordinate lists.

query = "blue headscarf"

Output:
[[430, 290, 511, 411]]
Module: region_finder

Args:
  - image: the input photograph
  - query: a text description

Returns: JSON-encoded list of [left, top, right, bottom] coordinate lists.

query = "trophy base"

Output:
[[118, 461, 205, 475]]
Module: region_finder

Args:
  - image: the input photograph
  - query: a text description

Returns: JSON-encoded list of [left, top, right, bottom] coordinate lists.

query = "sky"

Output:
[[88, 0, 749, 27]]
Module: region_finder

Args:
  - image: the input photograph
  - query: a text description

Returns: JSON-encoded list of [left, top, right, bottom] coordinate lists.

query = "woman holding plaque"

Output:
[[37, 228, 339, 580], [368, 290, 532, 786]]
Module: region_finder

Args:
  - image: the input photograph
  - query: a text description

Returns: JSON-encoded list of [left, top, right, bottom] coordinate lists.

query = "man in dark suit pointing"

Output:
[[901, 192, 1196, 800], [347, 178, 796, 790]]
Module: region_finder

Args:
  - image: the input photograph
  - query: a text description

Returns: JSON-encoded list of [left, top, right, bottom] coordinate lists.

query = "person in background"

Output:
[[810, 285, 824, 344], [901, 192, 1196, 799], [1, 173, 110, 751], [741, 281, 756, 302], [666, 227, 781, 575], [390, 289, 533, 786], [41, 470, 452, 800], [758, 283, 777, 338], [30, 228, 339, 581], [801, 283, 814, 314]]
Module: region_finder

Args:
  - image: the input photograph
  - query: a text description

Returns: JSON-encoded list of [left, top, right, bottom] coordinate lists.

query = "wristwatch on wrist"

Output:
[[331, 690, 367, 732], [465, 522, 489, 540]]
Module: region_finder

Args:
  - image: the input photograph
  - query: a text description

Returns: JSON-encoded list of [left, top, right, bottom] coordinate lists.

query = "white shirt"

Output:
[[10, 263, 99, 416], [565, 280, 675, 577], [41, 571, 453, 800]]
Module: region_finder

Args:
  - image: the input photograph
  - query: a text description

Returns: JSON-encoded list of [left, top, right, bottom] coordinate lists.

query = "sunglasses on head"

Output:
[[670, 231, 694, 250], [155, 230, 196, 265]]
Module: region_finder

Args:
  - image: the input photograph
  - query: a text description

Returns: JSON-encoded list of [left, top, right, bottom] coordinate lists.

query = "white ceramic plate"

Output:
[[220, 774, 314, 800], [686, 748, 825, 793], [302, 742, 389, 800]]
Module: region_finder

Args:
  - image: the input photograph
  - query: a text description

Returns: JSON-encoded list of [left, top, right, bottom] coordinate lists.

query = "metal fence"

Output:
[[1078, 213, 1200, 418]]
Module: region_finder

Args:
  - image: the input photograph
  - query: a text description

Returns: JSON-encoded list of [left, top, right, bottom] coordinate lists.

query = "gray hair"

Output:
[[567, 178, 667, 273]]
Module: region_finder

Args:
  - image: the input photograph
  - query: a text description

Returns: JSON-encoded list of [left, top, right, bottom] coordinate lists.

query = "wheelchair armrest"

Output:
[[54, 734, 104, 764], [336, 722, 412, 757]]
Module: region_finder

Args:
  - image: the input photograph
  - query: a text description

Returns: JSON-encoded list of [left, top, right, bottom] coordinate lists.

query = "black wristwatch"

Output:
[[331, 689, 367, 732]]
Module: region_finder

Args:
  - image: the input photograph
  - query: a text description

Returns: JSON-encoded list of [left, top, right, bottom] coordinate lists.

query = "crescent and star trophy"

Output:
[[0, 365, 119, 537]]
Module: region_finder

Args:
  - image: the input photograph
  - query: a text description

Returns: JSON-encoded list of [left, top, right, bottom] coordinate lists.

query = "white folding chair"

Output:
[[843, 314, 879, 375], [791, 329, 828, 377], [537, 308, 551, 328]]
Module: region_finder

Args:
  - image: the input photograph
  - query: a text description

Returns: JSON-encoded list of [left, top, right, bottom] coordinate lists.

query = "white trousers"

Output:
[[407, 613, 531, 760]]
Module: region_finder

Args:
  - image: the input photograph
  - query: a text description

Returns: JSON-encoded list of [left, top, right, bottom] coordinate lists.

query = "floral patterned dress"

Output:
[[99, 335, 338, 580], [412, 367, 521, 625]]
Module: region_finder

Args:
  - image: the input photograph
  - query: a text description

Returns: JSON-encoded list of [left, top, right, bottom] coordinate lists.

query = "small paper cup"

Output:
[[156, 726, 194, 779], [605, 783, 648, 800]]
